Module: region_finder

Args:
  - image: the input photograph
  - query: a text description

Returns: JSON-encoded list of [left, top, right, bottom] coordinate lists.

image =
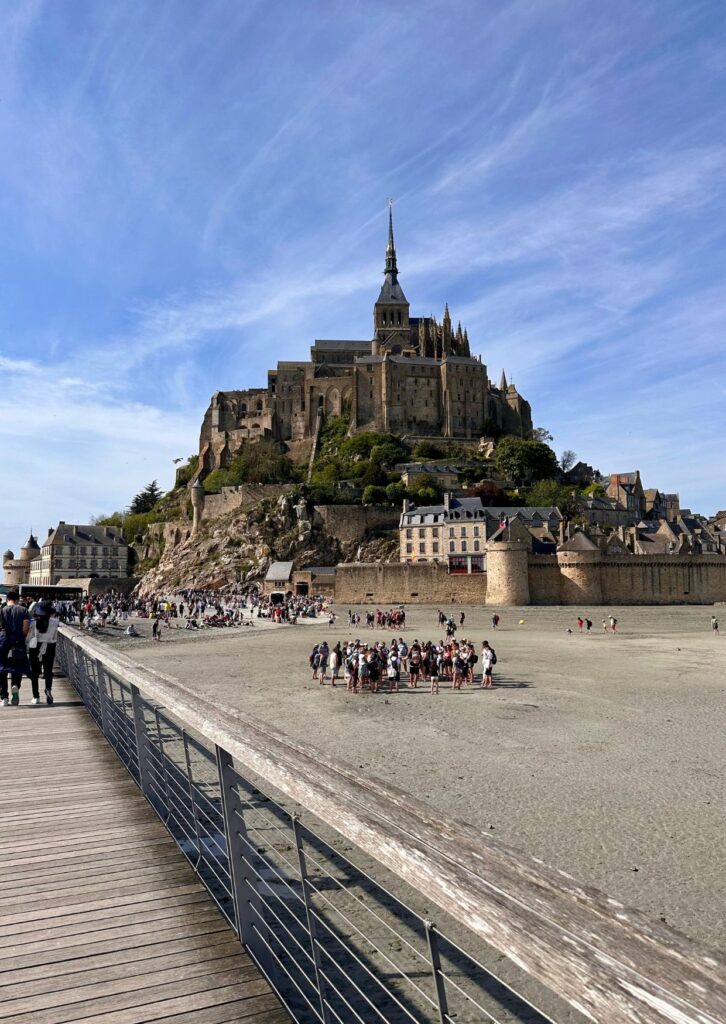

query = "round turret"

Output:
[[190, 478, 205, 535], [556, 532, 603, 604], [486, 539, 530, 606], [19, 533, 40, 562], [3, 549, 14, 565]]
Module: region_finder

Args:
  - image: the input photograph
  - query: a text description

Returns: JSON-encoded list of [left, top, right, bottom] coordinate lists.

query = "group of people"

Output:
[[308, 635, 497, 695], [0, 590, 59, 706]]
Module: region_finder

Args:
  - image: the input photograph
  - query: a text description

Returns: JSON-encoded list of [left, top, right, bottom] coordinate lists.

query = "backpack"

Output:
[[490, 649, 497, 665]]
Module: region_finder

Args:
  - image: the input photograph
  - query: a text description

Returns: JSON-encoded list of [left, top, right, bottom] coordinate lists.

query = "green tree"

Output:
[[128, 480, 163, 514], [411, 440, 445, 460], [530, 426, 554, 444], [524, 478, 574, 511], [385, 481, 406, 504], [494, 438, 558, 485], [362, 485, 387, 504]]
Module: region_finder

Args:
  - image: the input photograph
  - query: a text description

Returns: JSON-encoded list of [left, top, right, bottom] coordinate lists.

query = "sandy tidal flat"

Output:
[[116, 604, 725, 951]]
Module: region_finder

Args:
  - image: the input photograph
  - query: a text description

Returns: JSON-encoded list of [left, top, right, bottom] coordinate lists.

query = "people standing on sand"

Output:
[[460, 611, 466, 627], [711, 615, 720, 636], [152, 617, 161, 641], [609, 615, 618, 633], [481, 640, 496, 688], [330, 642, 341, 682], [491, 613, 500, 629], [577, 616, 584, 633], [585, 618, 593, 633], [602, 618, 608, 632]]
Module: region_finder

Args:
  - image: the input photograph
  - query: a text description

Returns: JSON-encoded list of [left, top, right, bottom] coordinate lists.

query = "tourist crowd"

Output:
[[308, 634, 497, 695]]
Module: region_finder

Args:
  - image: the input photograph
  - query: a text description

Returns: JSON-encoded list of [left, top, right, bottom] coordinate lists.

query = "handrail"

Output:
[[59, 625, 726, 1024]]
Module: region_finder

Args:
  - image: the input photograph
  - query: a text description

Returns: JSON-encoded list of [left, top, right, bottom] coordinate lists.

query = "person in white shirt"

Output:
[[27, 601, 59, 706]]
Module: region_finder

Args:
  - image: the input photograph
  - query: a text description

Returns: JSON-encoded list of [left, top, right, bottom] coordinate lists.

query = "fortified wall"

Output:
[[334, 553, 726, 605]]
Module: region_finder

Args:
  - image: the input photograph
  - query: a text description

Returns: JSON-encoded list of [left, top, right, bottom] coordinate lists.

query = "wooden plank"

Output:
[[0, 931, 238, 990], [0, 939, 242, 1000], [142, 996, 290, 1024], [0, 966, 264, 1024], [45, 979, 276, 1024], [63, 626, 725, 1024], [0, 954, 248, 1019]]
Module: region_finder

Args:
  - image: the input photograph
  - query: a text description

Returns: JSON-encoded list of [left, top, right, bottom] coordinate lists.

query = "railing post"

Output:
[[183, 732, 203, 866], [95, 661, 113, 739], [425, 921, 450, 1024], [130, 685, 154, 801], [215, 745, 272, 974], [292, 813, 332, 1024]]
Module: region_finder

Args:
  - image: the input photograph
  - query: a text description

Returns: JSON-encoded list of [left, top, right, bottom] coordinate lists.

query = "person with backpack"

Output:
[[481, 640, 497, 688], [0, 591, 31, 706], [27, 599, 59, 706]]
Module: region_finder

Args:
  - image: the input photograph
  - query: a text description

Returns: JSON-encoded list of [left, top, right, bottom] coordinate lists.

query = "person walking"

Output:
[[27, 600, 59, 705], [0, 591, 31, 706], [711, 615, 720, 636]]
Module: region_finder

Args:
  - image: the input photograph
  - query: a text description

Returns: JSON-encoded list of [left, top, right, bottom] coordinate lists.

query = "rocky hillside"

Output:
[[136, 492, 398, 594]]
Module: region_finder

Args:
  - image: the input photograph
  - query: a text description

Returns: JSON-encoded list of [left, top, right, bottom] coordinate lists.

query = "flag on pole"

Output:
[[499, 515, 509, 530]]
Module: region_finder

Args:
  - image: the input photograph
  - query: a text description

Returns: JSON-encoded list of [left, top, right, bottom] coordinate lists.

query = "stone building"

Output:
[[26, 523, 130, 586], [197, 206, 532, 477], [606, 471, 646, 524], [2, 533, 40, 587], [399, 496, 562, 572]]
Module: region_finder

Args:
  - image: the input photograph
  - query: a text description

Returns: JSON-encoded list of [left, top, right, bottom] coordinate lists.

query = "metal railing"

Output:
[[57, 628, 725, 1024]]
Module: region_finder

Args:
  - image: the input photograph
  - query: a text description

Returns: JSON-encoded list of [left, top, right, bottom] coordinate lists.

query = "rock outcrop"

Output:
[[135, 493, 398, 594]]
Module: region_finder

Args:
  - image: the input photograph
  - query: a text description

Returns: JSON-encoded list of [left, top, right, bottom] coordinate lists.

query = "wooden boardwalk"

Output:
[[0, 676, 289, 1024]]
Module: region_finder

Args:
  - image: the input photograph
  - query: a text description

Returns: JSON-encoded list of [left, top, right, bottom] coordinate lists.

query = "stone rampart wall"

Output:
[[334, 563, 487, 604], [202, 484, 289, 520], [599, 556, 726, 605], [313, 505, 400, 546], [333, 554, 726, 605]]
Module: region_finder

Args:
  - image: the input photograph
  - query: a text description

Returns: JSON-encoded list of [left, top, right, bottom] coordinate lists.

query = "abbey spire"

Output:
[[374, 199, 409, 343]]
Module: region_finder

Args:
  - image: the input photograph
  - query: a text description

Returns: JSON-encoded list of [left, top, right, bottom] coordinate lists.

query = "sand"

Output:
[[107, 604, 725, 952]]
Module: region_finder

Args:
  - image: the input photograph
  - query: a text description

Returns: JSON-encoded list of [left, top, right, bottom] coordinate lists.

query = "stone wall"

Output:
[[599, 556, 726, 605], [202, 484, 289, 521], [332, 554, 726, 606], [527, 555, 562, 604], [313, 505, 399, 547], [334, 563, 486, 604]]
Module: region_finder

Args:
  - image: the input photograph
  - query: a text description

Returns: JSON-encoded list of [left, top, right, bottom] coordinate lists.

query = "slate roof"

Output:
[[376, 277, 408, 304], [44, 524, 127, 548], [558, 531, 599, 552], [265, 561, 294, 582]]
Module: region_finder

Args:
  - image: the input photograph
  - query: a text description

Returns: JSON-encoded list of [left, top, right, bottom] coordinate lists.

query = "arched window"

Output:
[[240, 403, 247, 416], [256, 400, 263, 413], [397, 310, 402, 325]]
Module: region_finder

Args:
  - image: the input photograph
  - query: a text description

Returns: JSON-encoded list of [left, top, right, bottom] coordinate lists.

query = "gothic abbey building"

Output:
[[198, 209, 532, 475]]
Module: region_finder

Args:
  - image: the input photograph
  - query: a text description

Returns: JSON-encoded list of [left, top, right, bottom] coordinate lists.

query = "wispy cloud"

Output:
[[2, 0, 726, 556]]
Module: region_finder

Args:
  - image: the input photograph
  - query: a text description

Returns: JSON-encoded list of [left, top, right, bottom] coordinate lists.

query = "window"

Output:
[[461, 527, 467, 537], [432, 528, 439, 538], [406, 543, 413, 554], [432, 543, 439, 553], [449, 527, 454, 537], [418, 529, 425, 539], [419, 544, 426, 555], [473, 526, 480, 537], [406, 529, 412, 539], [474, 540, 480, 552], [461, 541, 467, 552], [449, 541, 455, 552]]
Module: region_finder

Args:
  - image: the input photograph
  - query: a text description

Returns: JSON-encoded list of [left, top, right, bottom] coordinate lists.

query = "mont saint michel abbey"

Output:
[[199, 207, 532, 474]]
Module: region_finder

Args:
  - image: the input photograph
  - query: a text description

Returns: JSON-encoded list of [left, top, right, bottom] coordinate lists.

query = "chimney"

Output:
[[47, 528, 53, 537], [444, 493, 451, 511], [402, 499, 409, 513]]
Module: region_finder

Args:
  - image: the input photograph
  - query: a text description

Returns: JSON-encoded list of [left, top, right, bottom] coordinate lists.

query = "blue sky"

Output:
[[2, 0, 725, 555]]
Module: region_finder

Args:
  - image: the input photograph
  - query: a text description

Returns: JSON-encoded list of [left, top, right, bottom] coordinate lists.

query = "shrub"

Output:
[[362, 485, 388, 505], [385, 481, 406, 503]]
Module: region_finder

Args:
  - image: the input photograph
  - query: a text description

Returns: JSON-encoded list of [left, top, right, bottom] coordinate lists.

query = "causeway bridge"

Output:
[[0, 627, 723, 1024]]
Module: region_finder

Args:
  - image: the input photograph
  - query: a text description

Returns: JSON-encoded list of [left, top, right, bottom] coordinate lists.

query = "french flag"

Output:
[[500, 515, 509, 530]]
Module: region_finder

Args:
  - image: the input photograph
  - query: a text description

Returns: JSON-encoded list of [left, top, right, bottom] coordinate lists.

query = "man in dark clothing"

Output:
[[0, 592, 30, 706]]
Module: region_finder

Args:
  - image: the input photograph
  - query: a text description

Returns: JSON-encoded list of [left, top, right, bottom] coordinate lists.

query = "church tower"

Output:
[[373, 201, 410, 352]]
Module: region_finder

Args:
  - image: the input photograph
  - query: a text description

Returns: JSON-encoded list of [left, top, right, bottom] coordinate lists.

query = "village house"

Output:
[[25, 523, 129, 586]]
